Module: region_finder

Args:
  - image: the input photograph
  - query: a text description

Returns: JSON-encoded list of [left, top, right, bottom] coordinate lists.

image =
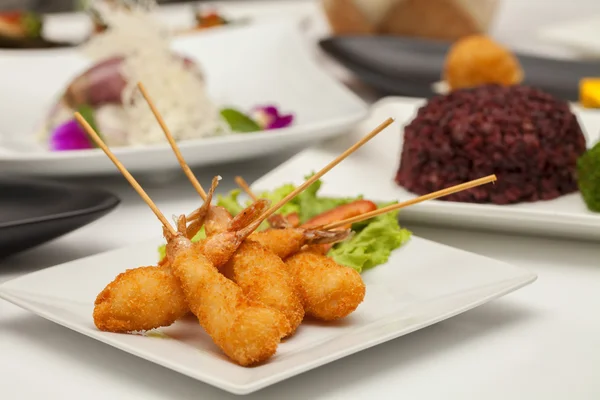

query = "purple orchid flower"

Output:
[[49, 119, 94, 151], [250, 105, 294, 130]]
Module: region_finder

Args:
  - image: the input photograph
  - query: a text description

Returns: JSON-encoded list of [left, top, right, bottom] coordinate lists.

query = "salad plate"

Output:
[[250, 96, 600, 241], [0, 231, 535, 394], [0, 21, 367, 177]]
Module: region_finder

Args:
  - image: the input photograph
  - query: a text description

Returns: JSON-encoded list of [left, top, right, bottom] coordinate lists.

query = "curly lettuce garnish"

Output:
[[157, 174, 411, 270], [213, 176, 411, 272], [328, 202, 411, 272]]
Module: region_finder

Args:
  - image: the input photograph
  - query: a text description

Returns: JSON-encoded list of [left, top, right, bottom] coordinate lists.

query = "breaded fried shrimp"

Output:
[[93, 266, 188, 333], [224, 240, 304, 337], [166, 225, 288, 366], [95, 197, 274, 334], [249, 228, 351, 259], [284, 249, 366, 321], [201, 201, 305, 337]]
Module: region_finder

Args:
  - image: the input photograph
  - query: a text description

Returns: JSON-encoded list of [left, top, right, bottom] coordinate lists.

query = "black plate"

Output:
[[319, 35, 600, 101], [0, 35, 75, 49], [0, 178, 120, 259]]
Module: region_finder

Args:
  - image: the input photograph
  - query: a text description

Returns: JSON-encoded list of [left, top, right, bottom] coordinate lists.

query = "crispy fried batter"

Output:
[[249, 228, 306, 259], [225, 240, 304, 337], [168, 236, 288, 366], [93, 266, 188, 333], [249, 228, 350, 259], [284, 250, 366, 321], [203, 205, 305, 337]]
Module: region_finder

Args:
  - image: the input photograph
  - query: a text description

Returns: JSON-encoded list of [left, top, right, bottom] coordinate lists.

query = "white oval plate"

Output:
[[0, 21, 367, 177], [250, 96, 600, 241]]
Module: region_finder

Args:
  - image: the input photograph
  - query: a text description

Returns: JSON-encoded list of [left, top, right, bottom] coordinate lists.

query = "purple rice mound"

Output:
[[395, 84, 587, 204]]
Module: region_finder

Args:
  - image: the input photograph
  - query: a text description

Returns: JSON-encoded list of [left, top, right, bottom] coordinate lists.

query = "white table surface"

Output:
[[2, 1, 600, 399]]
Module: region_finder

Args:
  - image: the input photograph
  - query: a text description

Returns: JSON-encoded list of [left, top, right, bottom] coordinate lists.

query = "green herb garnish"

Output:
[[220, 108, 261, 133]]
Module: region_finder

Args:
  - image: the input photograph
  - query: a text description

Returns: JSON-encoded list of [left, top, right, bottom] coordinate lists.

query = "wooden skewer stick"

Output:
[[323, 174, 498, 230], [235, 175, 292, 228], [254, 117, 395, 226], [136, 82, 208, 201], [235, 176, 258, 201], [74, 112, 177, 236]]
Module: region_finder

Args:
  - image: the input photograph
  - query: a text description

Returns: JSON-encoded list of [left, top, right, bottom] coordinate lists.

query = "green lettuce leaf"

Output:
[[220, 108, 261, 133], [22, 12, 43, 38], [254, 183, 299, 216], [156, 174, 411, 273], [328, 203, 411, 273], [216, 189, 245, 216], [254, 173, 360, 222]]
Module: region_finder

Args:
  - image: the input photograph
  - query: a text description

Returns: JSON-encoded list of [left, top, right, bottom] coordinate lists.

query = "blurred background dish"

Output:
[[0, 19, 367, 176], [0, 177, 119, 259], [0, 1, 250, 50], [252, 96, 600, 241], [0, 10, 73, 48], [321, 0, 500, 41], [319, 35, 600, 102]]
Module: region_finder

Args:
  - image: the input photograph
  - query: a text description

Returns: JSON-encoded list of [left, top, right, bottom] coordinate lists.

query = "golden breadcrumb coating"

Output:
[[225, 240, 304, 337], [284, 250, 366, 321], [93, 266, 188, 333]]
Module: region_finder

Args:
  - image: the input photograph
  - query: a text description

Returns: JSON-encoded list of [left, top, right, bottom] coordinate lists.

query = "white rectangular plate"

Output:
[[0, 235, 535, 395], [0, 21, 367, 176], [251, 96, 600, 241]]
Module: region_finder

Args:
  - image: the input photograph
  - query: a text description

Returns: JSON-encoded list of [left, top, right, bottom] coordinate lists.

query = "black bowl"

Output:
[[319, 35, 600, 101], [0, 178, 120, 259]]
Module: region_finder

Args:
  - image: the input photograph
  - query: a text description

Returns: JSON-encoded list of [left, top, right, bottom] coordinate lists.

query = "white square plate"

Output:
[[0, 233, 535, 394], [0, 21, 367, 176], [251, 97, 600, 241]]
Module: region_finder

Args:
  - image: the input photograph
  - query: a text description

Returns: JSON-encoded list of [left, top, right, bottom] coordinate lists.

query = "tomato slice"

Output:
[[301, 200, 377, 228]]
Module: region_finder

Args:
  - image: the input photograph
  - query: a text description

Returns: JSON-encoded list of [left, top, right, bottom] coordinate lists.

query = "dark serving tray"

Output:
[[0, 178, 119, 259], [0, 36, 75, 49], [319, 35, 600, 101]]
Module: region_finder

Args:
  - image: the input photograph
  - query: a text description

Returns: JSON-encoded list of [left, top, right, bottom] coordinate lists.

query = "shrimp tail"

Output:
[[266, 214, 292, 229], [303, 228, 353, 245], [227, 198, 271, 232], [197, 200, 271, 268], [185, 176, 220, 238], [204, 206, 233, 236], [176, 215, 187, 235], [284, 212, 300, 227]]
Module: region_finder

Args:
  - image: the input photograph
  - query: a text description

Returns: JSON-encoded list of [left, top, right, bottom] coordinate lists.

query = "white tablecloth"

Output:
[[2, 1, 600, 399]]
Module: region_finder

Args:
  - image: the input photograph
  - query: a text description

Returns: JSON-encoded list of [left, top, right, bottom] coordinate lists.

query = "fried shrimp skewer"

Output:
[[137, 84, 304, 336], [88, 110, 396, 339], [77, 113, 287, 366], [95, 194, 272, 334], [233, 177, 367, 321], [287, 176, 498, 320], [166, 216, 288, 365], [203, 209, 305, 337], [234, 176, 371, 256]]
